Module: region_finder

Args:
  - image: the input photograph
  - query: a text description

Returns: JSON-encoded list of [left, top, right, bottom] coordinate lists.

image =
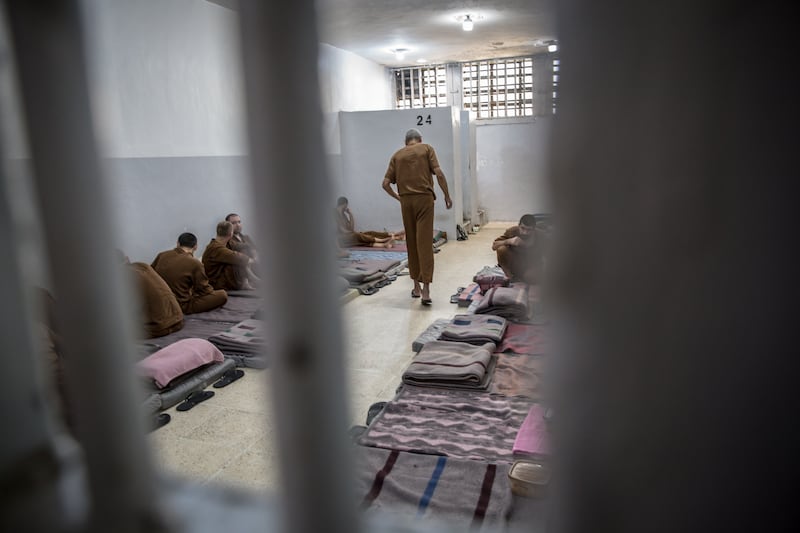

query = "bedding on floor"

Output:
[[402, 340, 497, 391], [358, 387, 531, 462], [439, 314, 508, 345], [354, 446, 513, 531]]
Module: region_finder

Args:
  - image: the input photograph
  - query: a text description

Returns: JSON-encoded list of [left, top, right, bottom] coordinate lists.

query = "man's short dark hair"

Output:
[[225, 213, 239, 222], [519, 214, 536, 227], [178, 232, 197, 248], [337, 196, 348, 207]]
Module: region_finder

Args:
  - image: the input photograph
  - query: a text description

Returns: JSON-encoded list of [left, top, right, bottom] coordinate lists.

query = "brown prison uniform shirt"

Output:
[[384, 142, 441, 199], [228, 233, 257, 258], [151, 247, 223, 313], [127, 262, 184, 338], [202, 239, 251, 290]]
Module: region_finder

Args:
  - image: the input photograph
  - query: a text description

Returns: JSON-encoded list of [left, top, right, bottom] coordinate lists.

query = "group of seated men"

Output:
[[127, 213, 260, 338]]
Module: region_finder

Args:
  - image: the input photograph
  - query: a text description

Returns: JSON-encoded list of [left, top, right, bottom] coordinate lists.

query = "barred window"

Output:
[[393, 65, 448, 109], [552, 58, 559, 115], [394, 65, 448, 109], [462, 57, 534, 118]]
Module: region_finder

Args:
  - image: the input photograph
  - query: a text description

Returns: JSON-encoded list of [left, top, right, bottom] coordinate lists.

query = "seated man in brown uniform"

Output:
[[225, 213, 259, 261], [202, 220, 258, 290], [491, 214, 545, 285], [334, 196, 398, 248], [118, 250, 184, 338], [151, 232, 228, 314]]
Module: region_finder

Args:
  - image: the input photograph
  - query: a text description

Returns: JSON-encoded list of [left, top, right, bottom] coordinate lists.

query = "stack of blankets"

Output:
[[208, 318, 265, 358], [402, 340, 497, 391], [473, 265, 509, 292], [439, 314, 508, 345], [473, 286, 530, 322]]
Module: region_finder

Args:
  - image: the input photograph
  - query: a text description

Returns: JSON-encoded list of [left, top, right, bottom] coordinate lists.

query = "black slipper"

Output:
[[213, 368, 244, 389], [411, 290, 421, 298], [149, 413, 171, 432], [421, 299, 432, 306], [176, 390, 215, 412]]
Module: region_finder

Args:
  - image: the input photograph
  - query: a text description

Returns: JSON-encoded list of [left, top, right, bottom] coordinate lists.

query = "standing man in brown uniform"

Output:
[[152, 232, 228, 314], [202, 220, 257, 290], [382, 128, 452, 305]]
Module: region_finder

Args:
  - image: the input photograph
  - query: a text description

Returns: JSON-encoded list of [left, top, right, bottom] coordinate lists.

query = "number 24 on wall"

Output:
[[416, 115, 432, 126]]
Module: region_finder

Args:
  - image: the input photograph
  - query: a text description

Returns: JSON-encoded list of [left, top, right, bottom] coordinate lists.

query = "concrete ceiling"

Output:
[[316, 0, 558, 67], [208, 0, 558, 68]]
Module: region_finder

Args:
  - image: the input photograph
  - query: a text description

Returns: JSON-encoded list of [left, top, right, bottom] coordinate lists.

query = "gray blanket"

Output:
[[439, 314, 508, 345], [208, 318, 266, 355], [473, 286, 530, 322], [354, 446, 513, 532], [402, 341, 496, 391], [411, 318, 451, 352]]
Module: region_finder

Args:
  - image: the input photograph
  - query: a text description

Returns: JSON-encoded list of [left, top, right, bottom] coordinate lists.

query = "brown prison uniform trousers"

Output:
[[400, 193, 435, 283], [128, 262, 184, 338]]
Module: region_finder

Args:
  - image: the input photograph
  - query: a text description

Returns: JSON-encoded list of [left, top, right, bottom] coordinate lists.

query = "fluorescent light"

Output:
[[393, 48, 408, 61], [417, 58, 428, 63], [462, 15, 474, 31], [548, 43, 558, 53]]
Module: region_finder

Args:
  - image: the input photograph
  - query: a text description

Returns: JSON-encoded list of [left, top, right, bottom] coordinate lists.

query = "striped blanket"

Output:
[[355, 446, 513, 532], [402, 341, 497, 391], [358, 387, 532, 462], [439, 314, 508, 345]]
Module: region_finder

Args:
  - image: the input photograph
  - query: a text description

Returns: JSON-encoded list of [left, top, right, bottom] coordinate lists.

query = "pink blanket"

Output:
[[512, 404, 550, 457], [137, 338, 223, 388]]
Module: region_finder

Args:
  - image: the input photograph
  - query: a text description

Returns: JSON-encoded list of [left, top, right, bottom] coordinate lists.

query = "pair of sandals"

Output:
[[174, 369, 245, 412], [410, 290, 432, 306]]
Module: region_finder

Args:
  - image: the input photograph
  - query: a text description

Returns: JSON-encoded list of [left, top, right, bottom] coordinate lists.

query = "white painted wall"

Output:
[[82, 0, 246, 159], [475, 117, 552, 222], [338, 107, 460, 240], [76, 2, 392, 262]]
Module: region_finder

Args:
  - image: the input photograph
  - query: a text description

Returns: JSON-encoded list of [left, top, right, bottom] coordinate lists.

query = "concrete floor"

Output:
[[148, 222, 510, 492]]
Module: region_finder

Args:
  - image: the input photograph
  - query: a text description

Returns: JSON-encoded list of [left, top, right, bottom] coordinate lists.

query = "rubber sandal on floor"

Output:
[[149, 413, 171, 432], [176, 390, 215, 412], [213, 368, 244, 389], [421, 299, 433, 306], [411, 290, 421, 298], [450, 294, 460, 304]]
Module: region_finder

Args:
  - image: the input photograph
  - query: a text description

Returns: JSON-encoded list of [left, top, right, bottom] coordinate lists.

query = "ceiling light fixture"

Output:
[[417, 58, 428, 63], [462, 15, 474, 31], [393, 48, 408, 61], [548, 42, 558, 53]]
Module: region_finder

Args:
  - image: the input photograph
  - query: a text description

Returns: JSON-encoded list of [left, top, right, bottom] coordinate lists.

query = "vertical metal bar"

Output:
[[4, 2, 164, 532], [237, 1, 358, 533]]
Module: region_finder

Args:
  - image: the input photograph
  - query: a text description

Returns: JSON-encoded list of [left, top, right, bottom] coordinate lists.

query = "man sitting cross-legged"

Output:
[[202, 220, 260, 291], [152, 232, 228, 314]]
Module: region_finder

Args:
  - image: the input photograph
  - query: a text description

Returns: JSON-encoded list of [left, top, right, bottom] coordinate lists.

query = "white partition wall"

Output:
[[475, 116, 552, 221], [338, 107, 462, 240]]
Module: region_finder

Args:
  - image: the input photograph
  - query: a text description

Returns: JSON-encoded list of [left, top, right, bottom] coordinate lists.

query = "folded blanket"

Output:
[[473, 286, 529, 322], [440, 314, 508, 345], [208, 318, 265, 355], [457, 282, 482, 307], [355, 446, 513, 531], [137, 338, 223, 388], [411, 318, 451, 352], [512, 404, 550, 457], [473, 265, 509, 292], [402, 340, 496, 391], [489, 353, 546, 399]]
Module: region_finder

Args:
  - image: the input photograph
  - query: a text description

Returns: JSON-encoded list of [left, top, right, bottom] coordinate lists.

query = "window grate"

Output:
[[393, 65, 448, 109], [462, 57, 534, 118]]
